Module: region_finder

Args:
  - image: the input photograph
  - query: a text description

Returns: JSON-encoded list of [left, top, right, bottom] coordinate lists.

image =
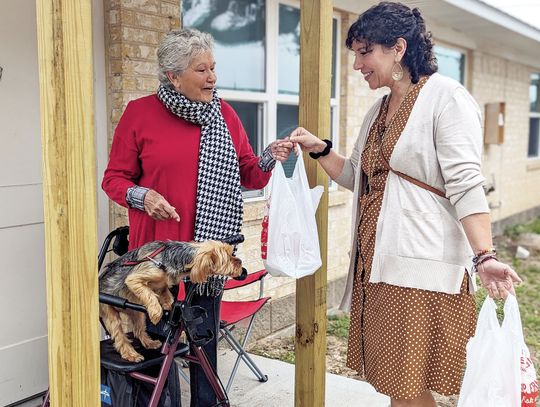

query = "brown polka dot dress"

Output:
[[346, 76, 477, 400]]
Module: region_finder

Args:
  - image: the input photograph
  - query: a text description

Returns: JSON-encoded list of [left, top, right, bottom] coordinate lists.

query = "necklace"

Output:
[[366, 81, 414, 189], [380, 81, 413, 141]]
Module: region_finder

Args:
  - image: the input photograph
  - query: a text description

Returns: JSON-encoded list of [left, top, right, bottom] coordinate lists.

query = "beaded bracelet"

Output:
[[472, 253, 498, 273], [475, 247, 497, 257]]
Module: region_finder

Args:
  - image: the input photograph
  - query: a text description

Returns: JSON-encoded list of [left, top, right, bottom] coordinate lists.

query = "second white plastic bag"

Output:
[[457, 294, 538, 407], [264, 148, 324, 279]]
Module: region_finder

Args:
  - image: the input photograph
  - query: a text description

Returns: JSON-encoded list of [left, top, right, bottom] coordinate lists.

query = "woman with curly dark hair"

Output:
[[291, 2, 521, 406]]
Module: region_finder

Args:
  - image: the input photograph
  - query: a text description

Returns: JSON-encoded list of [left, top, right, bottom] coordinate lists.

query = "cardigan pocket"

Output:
[[398, 208, 444, 261]]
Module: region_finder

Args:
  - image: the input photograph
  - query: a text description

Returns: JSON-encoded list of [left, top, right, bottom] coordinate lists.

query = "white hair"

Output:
[[157, 28, 214, 88]]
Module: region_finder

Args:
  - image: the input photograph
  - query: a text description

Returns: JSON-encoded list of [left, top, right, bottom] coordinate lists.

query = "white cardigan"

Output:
[[336, 73, 490, 311]]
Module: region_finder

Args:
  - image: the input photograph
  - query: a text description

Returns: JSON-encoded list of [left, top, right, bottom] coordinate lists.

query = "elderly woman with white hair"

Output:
[[102, 28, 292, 406]]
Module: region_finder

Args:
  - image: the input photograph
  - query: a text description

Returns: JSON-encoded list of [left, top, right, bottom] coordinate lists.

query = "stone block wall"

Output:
[[470, 52, 540, 225]]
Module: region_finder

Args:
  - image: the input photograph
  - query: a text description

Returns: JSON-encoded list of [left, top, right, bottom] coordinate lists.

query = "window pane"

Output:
[[530, 73, 540, 113], [278, 5, 300, 95], [277, 104, 335, 178], [227, 101, 264, 196], [278, 6, 338, 97], [227, 101, 262, 155], [277, 104, 299, 177], [528, 117, 539, 158], [434, 45, 465, 84], [182, 0, 266, 92]]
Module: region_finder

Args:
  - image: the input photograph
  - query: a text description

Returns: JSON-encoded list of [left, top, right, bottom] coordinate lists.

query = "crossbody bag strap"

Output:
[[380, 151, 448, 199]]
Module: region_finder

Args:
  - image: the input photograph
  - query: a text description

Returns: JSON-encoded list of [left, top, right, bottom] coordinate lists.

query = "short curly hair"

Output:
[[346, 2, 438, 84], [157, 28, 214, 88]]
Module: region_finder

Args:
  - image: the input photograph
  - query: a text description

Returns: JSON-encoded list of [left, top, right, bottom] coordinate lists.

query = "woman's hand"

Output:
[[269, 137, 294, 162], [477, 258, 522, 299], [143, 189, 180, 222], [289, 127, 327, 154]]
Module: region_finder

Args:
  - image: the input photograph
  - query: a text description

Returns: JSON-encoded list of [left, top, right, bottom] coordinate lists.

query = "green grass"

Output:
[[514, 264, 540, 355], [327, 314, 350, 339], [504, 217, 540, 238], [249, 315, 352, 365], [474, 288, 506, 322]]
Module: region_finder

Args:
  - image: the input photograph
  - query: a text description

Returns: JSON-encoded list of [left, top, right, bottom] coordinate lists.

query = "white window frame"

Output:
[[218, 0, 341, 199]]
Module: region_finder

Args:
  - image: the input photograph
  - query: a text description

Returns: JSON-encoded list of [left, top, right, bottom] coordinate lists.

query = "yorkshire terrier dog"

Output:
[[98, 240, 242, 363]]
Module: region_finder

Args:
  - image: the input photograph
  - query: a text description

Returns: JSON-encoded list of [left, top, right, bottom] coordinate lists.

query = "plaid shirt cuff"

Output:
[[258, 145, 276, 172], [126, 186, 149, 211]]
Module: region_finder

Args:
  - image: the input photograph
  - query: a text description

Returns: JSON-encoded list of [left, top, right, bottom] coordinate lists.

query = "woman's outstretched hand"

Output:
[[477, 258, 522, 299], [269, 137, 294, 162], [143, 189, 180, 222], [289, 127, 327, 154]]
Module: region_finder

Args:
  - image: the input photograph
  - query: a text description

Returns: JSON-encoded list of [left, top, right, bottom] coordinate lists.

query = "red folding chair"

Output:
[[219, 269, 270, 392]]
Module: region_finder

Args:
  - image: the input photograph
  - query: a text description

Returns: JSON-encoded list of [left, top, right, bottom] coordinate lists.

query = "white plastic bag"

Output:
[[458, 294, 538, 407], [263, 148, 324, 278]]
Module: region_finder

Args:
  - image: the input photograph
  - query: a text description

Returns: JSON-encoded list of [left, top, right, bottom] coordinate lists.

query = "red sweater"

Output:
[[102, 95, 271, 249]]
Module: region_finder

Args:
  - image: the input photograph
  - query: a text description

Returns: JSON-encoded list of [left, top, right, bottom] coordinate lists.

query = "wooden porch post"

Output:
[[295, 1, 332, 406], [36, 1, 100, 405]]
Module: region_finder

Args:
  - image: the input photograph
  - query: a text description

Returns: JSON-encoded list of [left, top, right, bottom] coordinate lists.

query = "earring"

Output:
[[391, 62, 403, 81]]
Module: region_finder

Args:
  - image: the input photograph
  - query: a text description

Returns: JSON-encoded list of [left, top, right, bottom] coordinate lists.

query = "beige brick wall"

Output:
[[105, 0, 180, 228], [102, 5, 366, 315], [228, 191, 353, 304], [470, 52, 540, 224], [226, 10, 378, 306], [103, 5, 540, 337]]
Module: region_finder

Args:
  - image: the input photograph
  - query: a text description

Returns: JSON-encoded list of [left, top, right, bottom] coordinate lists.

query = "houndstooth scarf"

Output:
[[157, 85, 243, 296]]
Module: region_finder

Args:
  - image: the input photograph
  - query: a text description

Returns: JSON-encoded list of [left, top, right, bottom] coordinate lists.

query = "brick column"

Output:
[[104, 0, 181, 228]]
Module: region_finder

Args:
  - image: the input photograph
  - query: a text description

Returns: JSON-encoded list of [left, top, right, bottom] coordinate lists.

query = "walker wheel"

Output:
[[259, 374, 269, 382]]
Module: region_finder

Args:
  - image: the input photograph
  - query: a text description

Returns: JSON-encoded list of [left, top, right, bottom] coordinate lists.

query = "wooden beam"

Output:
[[36, 1, 100, 405], [295, 1, 332, 406]]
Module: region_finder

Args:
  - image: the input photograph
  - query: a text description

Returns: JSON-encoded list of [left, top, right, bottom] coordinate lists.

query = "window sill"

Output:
[[243, 189, 351, 223], [527, 159, 540, 172]]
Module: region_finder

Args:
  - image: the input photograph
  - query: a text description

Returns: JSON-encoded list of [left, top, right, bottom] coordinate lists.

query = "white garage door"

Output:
[[0, 1, 109, 404], [0, 1, 48, 405]]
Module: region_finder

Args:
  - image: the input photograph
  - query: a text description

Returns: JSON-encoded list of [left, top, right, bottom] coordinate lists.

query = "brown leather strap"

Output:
[[122, 245, 166, 266], [380, 151, 447, 199]]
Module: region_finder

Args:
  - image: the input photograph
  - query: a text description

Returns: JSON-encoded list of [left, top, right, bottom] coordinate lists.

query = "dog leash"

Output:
[[122, 245, 167, 270]]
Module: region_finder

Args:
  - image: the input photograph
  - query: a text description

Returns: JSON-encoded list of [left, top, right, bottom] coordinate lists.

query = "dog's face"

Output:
[[189, 241, 243, 283]]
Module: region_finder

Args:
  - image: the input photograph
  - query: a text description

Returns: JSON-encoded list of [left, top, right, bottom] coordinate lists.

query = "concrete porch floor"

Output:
[[180, 349, 390, 407], [18, 349, 390, 406]]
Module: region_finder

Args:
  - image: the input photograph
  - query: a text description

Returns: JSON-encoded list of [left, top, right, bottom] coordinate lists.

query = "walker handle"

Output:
[[99, 293, 147, 314]]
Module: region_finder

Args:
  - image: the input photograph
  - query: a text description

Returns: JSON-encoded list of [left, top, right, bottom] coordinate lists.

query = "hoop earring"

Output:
[[391, 62, 404, 81]]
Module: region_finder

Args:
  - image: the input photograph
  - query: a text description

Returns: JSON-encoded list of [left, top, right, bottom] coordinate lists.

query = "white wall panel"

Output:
[[0, 184, 44, 229], [0, 0, 48, 404], [0, 337, 48, 406], [0, 224, 46, 347]]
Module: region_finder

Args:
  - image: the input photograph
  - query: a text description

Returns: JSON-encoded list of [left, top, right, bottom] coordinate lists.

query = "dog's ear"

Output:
[[190, 242, 232, 283]]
